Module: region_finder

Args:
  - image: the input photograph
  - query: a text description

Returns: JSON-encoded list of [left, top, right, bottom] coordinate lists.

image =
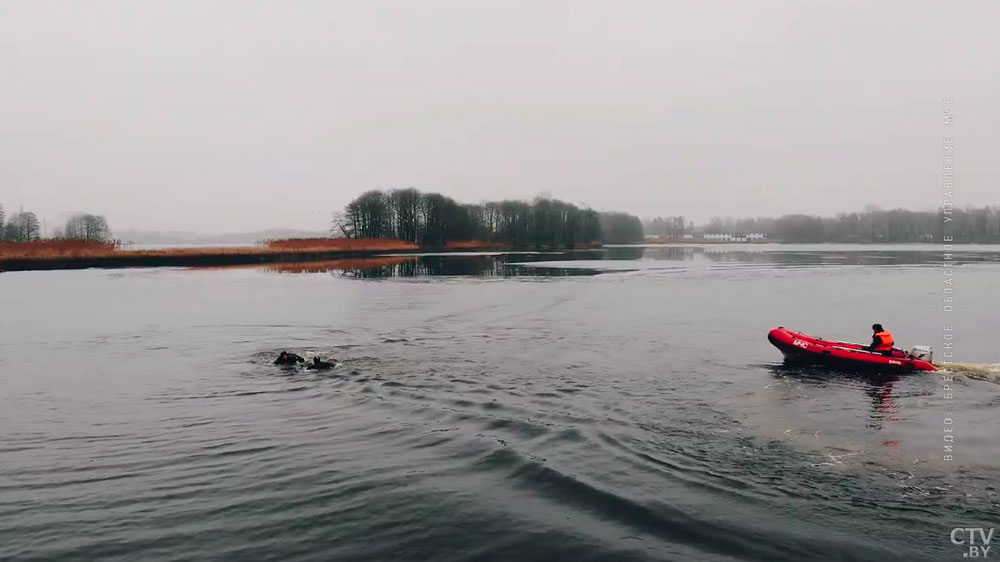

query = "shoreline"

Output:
[[5, 240, 993, 273], [0, 243, 592, 273]]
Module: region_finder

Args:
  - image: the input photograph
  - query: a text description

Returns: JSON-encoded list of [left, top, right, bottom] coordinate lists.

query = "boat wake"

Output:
[[934, 362, 1000, 384]]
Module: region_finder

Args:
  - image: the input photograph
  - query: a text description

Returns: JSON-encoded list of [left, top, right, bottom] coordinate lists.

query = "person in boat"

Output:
[[306, 356, 336, 370], [867, 324, 895, 355], [274, 351, 305, 365]]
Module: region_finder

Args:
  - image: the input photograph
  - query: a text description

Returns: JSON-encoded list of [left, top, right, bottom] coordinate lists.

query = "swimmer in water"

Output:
[[306, 356, 336, 370], [274, 351, 306, 365]]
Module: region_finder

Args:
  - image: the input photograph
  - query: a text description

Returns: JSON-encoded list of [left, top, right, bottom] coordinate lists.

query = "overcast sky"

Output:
[[1, 1, 997, 234]]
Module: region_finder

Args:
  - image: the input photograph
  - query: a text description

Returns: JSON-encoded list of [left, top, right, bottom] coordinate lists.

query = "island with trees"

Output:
[[0, 194, 645, 272], [334, 189, 643, 246]]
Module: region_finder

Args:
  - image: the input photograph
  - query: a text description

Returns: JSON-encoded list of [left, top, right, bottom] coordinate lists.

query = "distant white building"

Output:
[[703, 233, 732, 241], [701, 232, 767, 243]]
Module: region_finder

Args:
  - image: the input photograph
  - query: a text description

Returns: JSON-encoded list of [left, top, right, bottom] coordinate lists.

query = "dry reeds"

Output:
[[263, 238, 419, 252], [0, 239, 120, 260], [1, 237, 502, 266]]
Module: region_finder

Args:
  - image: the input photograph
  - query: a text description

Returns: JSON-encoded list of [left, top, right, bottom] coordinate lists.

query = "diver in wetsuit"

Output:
[[306, 356, 335, 370], [274, 351, 306, 365]]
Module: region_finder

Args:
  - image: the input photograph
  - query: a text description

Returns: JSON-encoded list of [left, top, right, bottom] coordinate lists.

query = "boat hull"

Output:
[[767, 327, 936, 372]]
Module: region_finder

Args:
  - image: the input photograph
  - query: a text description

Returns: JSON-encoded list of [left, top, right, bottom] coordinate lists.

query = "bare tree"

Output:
[[330, 211, 353, 238], [64, 214, 112, 241], [4, 212, 41, 242]]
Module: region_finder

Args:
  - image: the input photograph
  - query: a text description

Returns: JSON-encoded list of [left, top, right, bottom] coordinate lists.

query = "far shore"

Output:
[[4, 238, 993, 273], [0, 238, 598, 273]]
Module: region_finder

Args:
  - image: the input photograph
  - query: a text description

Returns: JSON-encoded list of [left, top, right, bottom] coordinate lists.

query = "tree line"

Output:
[[0, 204, 113, 242], [333, 189, 644, 246], [643, 216, 691, 238], [646, 206, 1000, 243]]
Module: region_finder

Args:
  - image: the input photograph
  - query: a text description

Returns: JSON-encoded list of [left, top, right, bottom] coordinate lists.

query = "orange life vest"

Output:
[[874, 330, 894, 351]]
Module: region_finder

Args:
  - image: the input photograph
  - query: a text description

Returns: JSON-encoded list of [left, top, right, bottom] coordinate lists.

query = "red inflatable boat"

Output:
[[768, 327, 936, 372]]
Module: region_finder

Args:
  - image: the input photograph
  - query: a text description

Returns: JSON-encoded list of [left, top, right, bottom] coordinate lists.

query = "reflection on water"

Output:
[[767, 365, 902, 433], [250, 245, 1000, 278], [262, 256, 417, 273], [255, 252, 619, 277], [620, 244, 999, 266], [342, 254, 609, 278]]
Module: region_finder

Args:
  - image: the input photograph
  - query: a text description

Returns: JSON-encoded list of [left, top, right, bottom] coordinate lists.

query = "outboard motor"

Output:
[[909, 345, 933, 362]]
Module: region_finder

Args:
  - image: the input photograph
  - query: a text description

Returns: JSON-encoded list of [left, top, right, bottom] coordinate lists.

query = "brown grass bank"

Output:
[[0, 238, 510, 272], [0, 239, 121, 260]]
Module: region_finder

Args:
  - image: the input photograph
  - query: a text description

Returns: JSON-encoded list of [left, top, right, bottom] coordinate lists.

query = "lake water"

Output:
[[2, 244, 999, 562]]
